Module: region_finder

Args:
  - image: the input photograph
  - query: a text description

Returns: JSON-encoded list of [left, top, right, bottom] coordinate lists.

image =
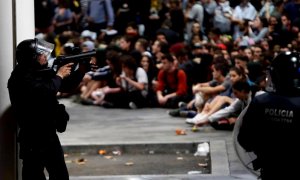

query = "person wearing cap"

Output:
[[81, 40, 95, 52], [81, 30, 97, 41]]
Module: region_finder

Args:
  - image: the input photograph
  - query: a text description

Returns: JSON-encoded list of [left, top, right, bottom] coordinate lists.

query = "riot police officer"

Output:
[[237, 51, 300, 179], [7, 38, 85, 180]]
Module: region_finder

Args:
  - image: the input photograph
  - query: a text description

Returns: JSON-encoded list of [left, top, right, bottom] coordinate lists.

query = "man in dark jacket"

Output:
[[7, 38, 86, 180]]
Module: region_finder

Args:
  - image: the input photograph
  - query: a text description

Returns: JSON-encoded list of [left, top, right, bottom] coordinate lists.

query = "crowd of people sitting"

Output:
[[36, 0, 300, 130]]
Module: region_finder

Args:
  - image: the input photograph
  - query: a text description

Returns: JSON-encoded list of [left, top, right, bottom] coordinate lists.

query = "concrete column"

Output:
[[16, 0, 35, 43], [0, 1, 14, 112], [0, 0, 16, 178], [0, 0, 35, 179]]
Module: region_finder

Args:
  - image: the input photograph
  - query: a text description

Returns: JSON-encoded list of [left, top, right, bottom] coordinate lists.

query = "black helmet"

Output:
[[266, 51, 300, 96], [16, 38, 54, 66]]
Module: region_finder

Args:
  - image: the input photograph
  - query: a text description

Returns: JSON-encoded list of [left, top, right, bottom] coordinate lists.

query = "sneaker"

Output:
[[185, 113, 207, 124], [180, 110, 197, 118], [168, 109, 180, 117], [80, 98, 94, 105], [72, 95, 82, 103], [193, 114, 209, 126], [179, 110, 189, 117], [129, 102, 137, 109], [178, 101, 187, 110], [186, 113, 205, 124], [102, 102, 114, 108]]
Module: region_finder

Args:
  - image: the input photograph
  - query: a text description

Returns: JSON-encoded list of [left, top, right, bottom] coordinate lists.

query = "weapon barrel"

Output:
[[53, 50, 96, 65]]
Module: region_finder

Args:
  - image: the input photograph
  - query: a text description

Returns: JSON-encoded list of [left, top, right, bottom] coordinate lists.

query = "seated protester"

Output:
[[173, 47, 196, 101], [191, 61, 231, 112], [167, 49, 215, 117], [156, 20, 179, 46], [233, 54, 259, 86], [190, 48, 214, 86], [193, 80, 263, 130], [140, 53, 158, 107], [151, 39, 169, 71], [186, 66, 249, 124], [155, 54, 189, 108], [81, 49, 122, 105], [135, 38, 152, 59], [80, 50, 121, 104], [167, 47, 204, 117], [118, 34, 142, 64], [168, 60, 230, 117], [248, 16, 269, 44], [118, 54, 149, 108], [94, 54, 149, 109]]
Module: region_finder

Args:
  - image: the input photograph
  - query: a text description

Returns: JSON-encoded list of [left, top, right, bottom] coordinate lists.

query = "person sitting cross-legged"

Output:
[[187, 80, 262, 130], [186, 66, 250, 124], [155, 53, 189, 108]]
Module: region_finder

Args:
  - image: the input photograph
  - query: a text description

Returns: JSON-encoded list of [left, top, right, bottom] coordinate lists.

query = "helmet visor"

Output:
[[36, 38, 54, 59]]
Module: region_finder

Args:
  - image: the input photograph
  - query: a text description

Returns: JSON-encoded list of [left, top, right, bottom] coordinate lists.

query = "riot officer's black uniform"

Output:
[[237, 51, 300, 180], [7, 38, 85, 180]]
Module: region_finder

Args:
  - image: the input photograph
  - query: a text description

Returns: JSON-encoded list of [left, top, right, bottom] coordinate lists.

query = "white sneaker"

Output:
[[178, 101, 187, 109], [186, 113, 205, 124], [129, 102, 137, 109], [194, 114, 209, 125]]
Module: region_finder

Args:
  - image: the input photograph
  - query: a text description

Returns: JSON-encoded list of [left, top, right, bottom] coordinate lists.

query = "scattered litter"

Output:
[[104, 156, 113, 159], [149, 150, 155, 154], [65, 160, 72, 163], [125, 162, 134, 166], [194, 142, 210, 156], [177, 157, 183, 160], [198, 163, 208, 167], [191, 125, 199, 132], [98, 149, 107, 155], [176, 128, 186, 135], [75, 158, 86, 165], [64, 154, 68, 158], [188, 170, 202, 174], [112, 150, 122, 156]]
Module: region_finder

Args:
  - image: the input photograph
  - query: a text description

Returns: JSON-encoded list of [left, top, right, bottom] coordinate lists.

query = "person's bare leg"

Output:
[[84, 81, 102, 99], [206, 96, 233, 116], [81, 80, 102, 100], [195, 96, 234, 126], [80, 81, 94, 99]]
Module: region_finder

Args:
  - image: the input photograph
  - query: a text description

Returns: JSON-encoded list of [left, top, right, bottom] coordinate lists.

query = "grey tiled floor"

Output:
[[58, 98, 256, 180]]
